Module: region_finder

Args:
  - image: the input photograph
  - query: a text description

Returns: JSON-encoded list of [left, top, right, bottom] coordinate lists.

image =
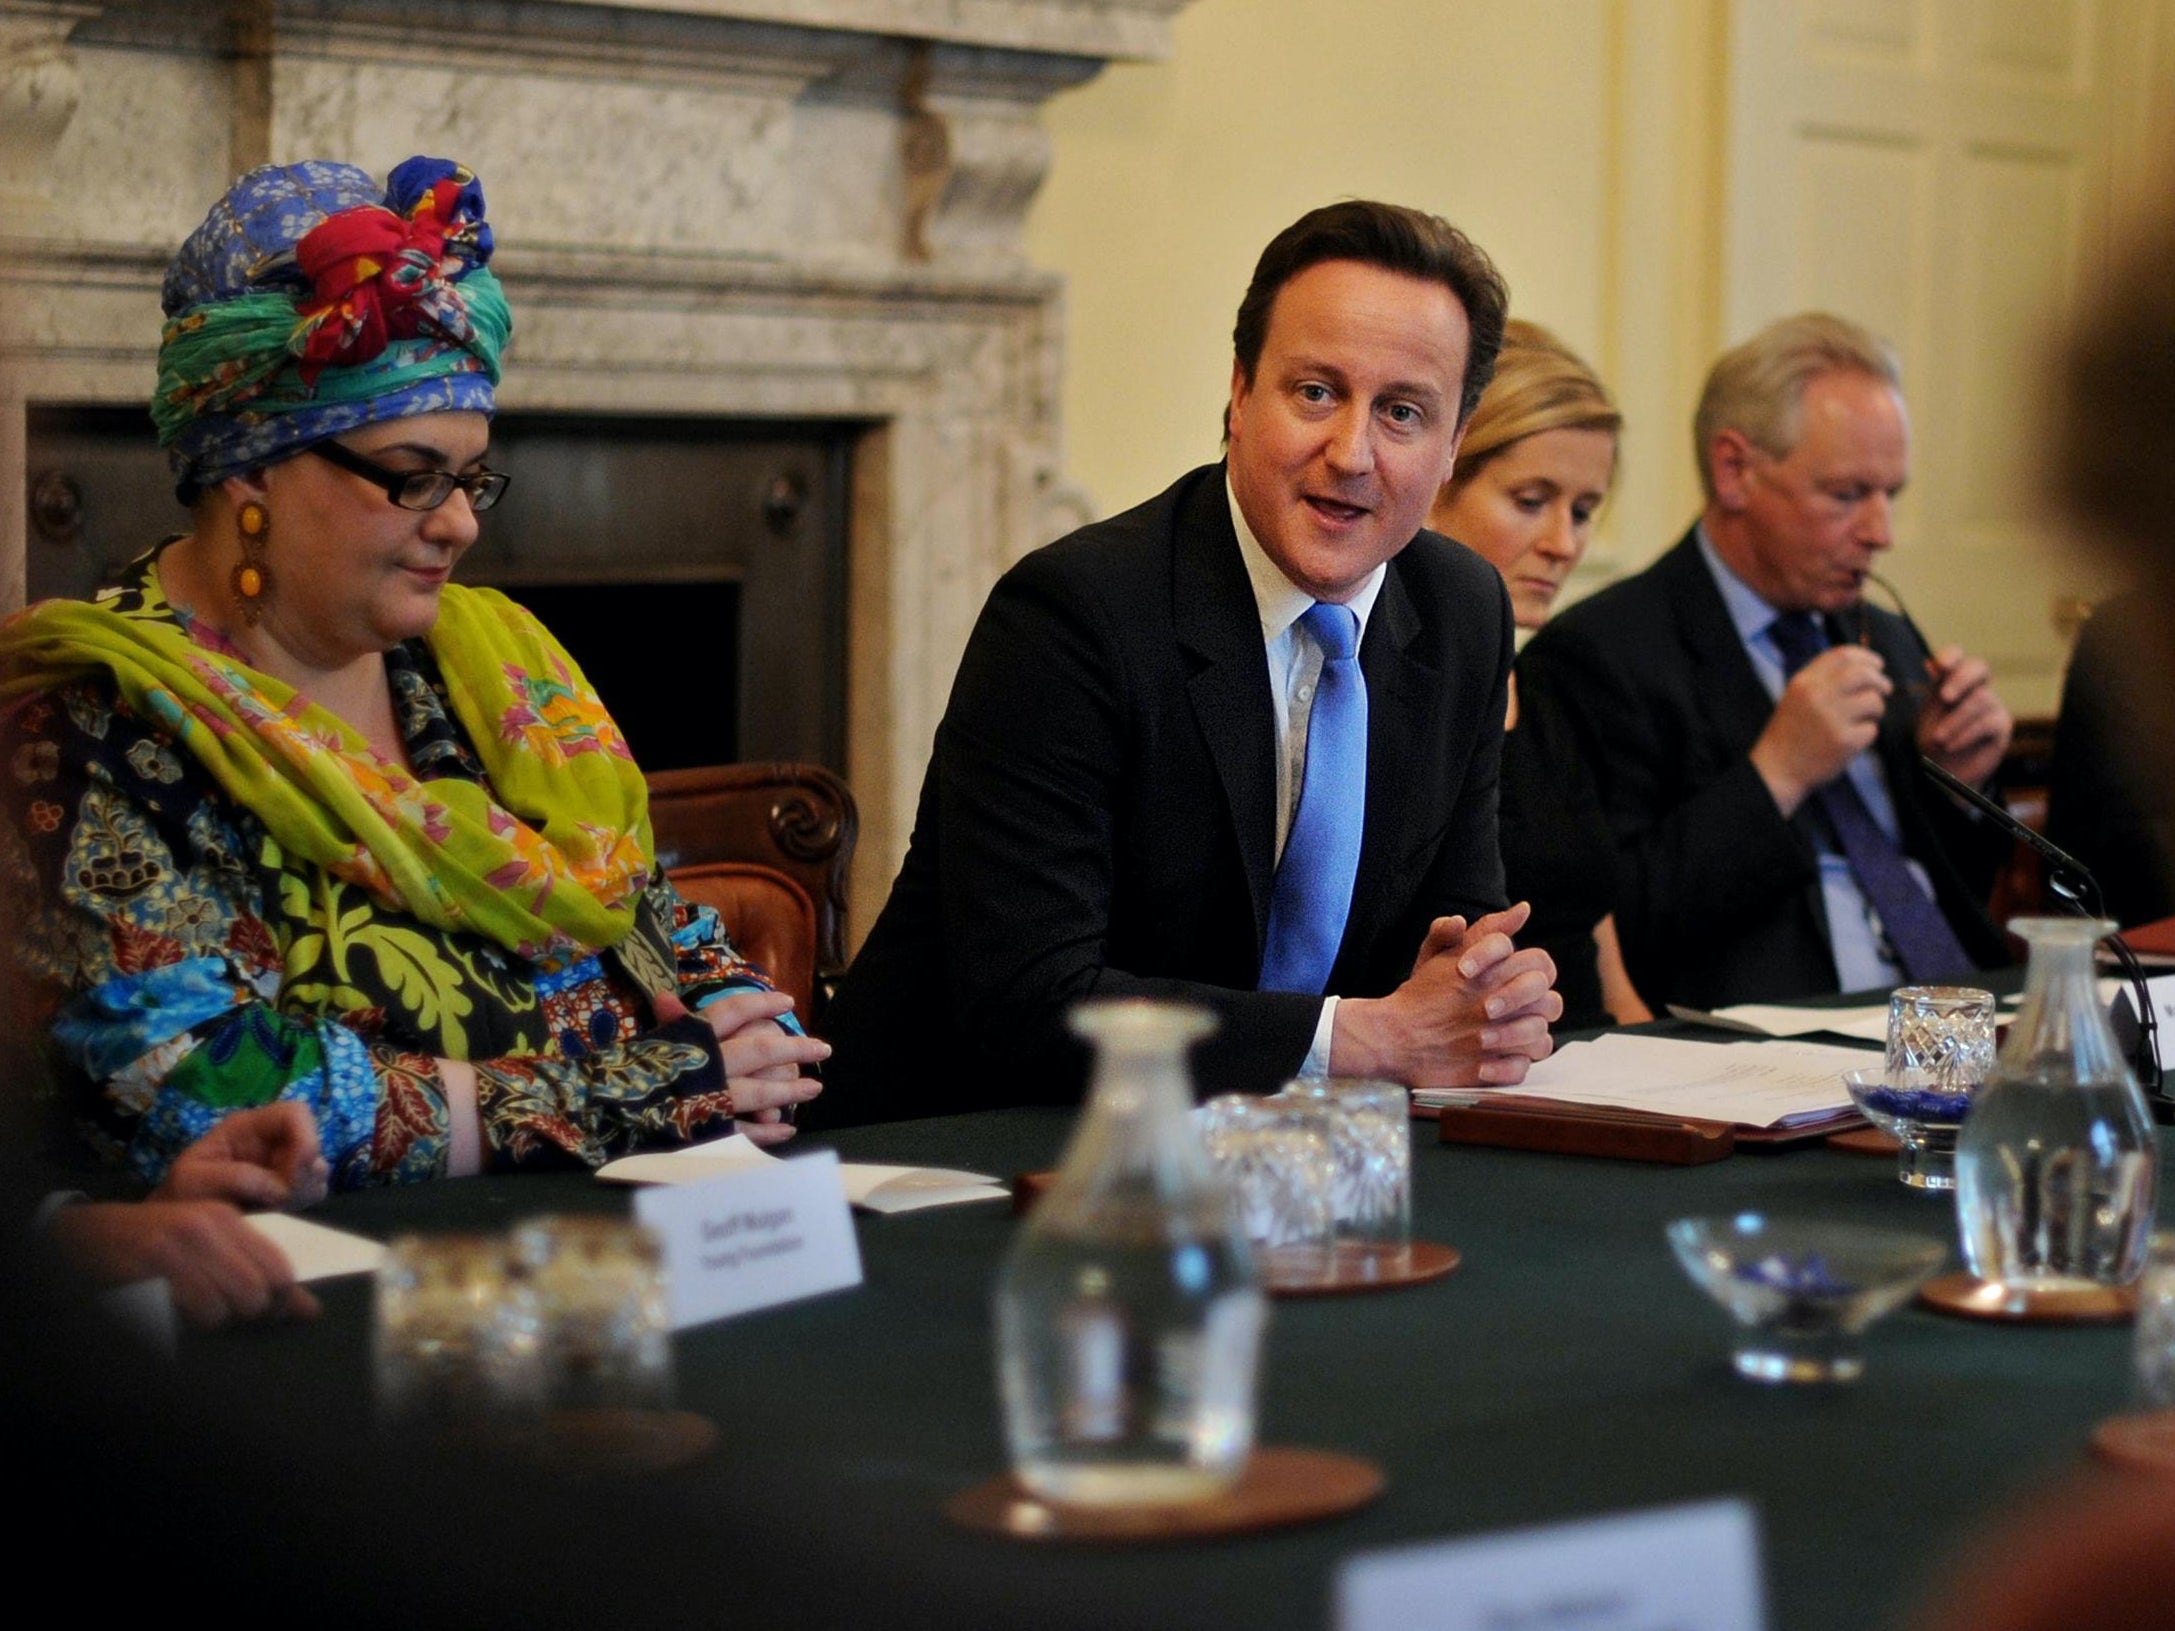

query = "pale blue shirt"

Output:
[[1694, 529, 1928, 992], [1228, 478, 1386, 1077]]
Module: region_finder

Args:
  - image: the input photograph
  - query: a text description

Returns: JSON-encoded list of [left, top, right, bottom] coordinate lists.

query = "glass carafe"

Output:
[[995, 1000, 1266, 1505], [1956, 917, 2158, 1288]]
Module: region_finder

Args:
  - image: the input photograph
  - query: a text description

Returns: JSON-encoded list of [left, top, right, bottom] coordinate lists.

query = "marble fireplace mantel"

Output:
[[0, 0, 1188, 931]]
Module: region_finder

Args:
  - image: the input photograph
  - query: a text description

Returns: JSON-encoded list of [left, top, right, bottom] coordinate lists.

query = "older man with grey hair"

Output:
[[1516, 312, 2014, 1011]]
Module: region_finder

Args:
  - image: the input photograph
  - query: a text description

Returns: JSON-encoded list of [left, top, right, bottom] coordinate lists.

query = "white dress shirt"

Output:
[[1227, 478, 1387, 1077]]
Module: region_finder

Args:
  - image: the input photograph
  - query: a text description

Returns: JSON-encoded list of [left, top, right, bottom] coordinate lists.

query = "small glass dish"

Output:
[[1666, 1213, 1946, 1384], [1842, 1067, 1974, 1190]]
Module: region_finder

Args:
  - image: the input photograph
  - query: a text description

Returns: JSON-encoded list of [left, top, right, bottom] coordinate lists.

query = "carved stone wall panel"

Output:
[[275, 59, 807, 259], [564, 0, 1186, 59], [19, 39, 233, 248], [0, 251, 160, 367], [0, 5, 94, 233]]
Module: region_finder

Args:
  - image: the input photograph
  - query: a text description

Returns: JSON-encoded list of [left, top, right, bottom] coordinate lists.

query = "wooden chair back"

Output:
[[645, 762, 856, 1030]]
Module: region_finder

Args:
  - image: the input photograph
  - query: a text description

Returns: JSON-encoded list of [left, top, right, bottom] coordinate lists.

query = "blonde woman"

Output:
[[1429, 321, 1649, 1027]]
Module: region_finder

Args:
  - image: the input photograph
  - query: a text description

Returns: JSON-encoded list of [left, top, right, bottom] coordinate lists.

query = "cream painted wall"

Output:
[[1026, 0, 1623, 523]]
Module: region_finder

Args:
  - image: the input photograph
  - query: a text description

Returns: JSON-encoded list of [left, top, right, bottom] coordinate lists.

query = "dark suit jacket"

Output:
[[819, 463, 1514, 1123], [1515, 527, 2009, 1010]]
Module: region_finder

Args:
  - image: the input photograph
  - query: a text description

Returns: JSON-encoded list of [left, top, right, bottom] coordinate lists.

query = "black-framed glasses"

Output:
[[310, 438, 511, 513]]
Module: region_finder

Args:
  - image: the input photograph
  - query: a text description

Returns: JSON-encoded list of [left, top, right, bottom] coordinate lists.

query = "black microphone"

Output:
[[1919, 754, 2167, 1114]]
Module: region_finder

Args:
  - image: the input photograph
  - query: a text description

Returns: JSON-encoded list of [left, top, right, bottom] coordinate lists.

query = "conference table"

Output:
[[186, 1066, 2168, 1631]]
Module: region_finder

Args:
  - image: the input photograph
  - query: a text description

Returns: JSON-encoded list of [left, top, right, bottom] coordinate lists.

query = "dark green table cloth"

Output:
[[165, 1104, 2164, 1631]]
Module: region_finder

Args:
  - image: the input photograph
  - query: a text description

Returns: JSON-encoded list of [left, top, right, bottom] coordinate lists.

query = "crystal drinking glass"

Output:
[[1886, 986, 1996, 1094], [374, 1233, 544, 1429], [510, 1215, 674, 1414], [1280, 1079, 1413, 1277], [1199, 1093, 1335, 1285]]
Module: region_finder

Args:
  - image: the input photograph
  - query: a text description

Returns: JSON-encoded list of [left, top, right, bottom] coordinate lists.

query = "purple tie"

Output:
[[1767, 612, 1976, 984]]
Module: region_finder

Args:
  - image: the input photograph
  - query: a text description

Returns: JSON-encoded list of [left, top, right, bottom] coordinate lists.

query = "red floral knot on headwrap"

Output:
[[289, 171, 483, 385]]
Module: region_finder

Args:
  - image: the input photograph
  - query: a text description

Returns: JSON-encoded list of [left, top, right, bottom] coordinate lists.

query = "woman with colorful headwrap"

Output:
[[0, 157, 826, 1187]]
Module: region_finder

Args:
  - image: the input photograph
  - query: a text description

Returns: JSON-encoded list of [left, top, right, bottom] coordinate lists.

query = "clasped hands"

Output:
[[1752, 641, 2011, 818], [657, 988, 828, 1146], [1331, 901, 1560, 1089]]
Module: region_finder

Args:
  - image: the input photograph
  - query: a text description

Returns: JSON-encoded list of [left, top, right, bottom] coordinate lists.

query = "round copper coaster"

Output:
[[497, 1408, 721, 1478], [2092, 1410, 2175, 1476], [1268, 1239, 1462, 1298], [946, 1446, 1384, 1542], [1826, 1127, 1901, 1157], [1918, 1272, 2138, 1324]]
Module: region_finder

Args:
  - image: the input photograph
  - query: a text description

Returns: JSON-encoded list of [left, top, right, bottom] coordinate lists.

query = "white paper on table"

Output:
[[837, 1164, 1008, 1214], [1425, 1033, 1870, 1127], [595, 1135, 777, 1188], [1667, 981, 2131, 1056], [246, 1211, 388, 1282], [597, 1135, 1005, 1214], [1337, 1498, 1765, 1631], [1696, 1001, 1892, 1041]]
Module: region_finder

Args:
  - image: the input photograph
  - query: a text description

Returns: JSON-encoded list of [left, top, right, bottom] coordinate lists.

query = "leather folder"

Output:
[[1432, 1098, 1736, 1165], [1423, 1096, 1862, 1164]]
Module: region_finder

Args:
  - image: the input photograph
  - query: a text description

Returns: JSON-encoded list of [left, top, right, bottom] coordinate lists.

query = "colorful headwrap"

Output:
[[152, 156, 511, 498]]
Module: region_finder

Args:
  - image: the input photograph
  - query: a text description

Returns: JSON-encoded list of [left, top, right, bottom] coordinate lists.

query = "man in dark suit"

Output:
[[1517, 313, 2013, 1011], [821, 201, 1561, 1122]]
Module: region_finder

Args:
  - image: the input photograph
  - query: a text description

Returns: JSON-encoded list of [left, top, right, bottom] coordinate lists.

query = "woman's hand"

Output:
[[666, 989, 828, 1146]]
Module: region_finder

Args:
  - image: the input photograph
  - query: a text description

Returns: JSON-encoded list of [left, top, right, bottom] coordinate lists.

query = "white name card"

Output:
[[633, 1148, 863, 1331], [1336, 1499, 1766, 1631]]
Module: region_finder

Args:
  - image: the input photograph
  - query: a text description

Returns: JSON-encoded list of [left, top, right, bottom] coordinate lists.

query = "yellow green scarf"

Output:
[[0, 570, 653, 962]]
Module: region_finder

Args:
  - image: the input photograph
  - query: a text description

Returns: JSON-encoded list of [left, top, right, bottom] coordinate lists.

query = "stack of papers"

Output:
[[1416, 1034, 1873, 1128], [596, 1136, 1009, 1215]]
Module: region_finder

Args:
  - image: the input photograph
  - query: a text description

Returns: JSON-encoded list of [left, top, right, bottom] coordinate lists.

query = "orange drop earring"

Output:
[[232, 499, 271, 624]]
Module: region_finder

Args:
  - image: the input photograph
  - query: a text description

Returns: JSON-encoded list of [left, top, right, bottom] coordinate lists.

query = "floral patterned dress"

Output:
[[3, 554, 780, 1188]]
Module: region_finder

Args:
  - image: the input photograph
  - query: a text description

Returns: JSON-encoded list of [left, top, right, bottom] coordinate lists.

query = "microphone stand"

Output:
[[1919, 755, 2170, 1121]]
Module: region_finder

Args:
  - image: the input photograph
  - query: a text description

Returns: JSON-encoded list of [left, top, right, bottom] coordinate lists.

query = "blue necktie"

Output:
[[1261, 602, 1368, 994], [1767, 612, 1976, 984]]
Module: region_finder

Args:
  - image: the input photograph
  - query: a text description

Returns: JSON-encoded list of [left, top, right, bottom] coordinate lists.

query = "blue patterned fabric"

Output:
[[160, 160, 382, 314], [154, 155, 508, 496], [310, 1024, 386, 1186], [50, 957, 249, 1082]]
